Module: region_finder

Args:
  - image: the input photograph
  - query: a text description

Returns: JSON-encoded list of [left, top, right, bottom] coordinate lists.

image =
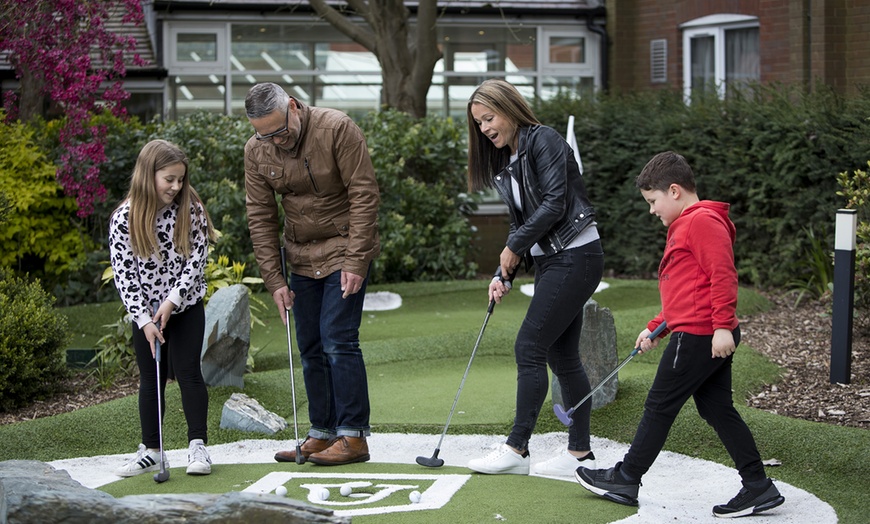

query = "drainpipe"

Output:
[[586, 12, 609, 91]]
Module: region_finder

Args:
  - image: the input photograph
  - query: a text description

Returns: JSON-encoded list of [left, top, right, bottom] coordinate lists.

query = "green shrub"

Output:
[[535, 84, 870, 287], [837, 161, 870, 329], [358, 109, 478, 282], [0, 118, 88, 279], [0, 268, 70, 411]]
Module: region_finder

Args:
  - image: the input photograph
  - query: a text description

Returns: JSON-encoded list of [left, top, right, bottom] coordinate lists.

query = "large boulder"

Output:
[[0, 460, 347, 523], [201, 285, 250, 388], [551, 299, 619, 411], [220, 393, 288, 435]]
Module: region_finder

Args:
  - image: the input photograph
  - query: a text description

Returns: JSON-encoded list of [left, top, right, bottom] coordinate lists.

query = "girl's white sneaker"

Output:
[[186, 439, 212, 475], [115, 444, 167, 477]]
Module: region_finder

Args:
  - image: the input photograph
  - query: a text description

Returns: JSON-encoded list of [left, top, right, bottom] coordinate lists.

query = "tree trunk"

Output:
[[308, 0, 441, 118], [17, 68, 45, 124]]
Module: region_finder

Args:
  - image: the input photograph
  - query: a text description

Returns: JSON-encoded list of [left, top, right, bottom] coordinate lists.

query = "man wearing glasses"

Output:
[[244, 82, 380, 465]]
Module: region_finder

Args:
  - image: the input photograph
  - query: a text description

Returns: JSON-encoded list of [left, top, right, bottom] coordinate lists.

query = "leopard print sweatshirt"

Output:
[[109, 200, 209, 328]]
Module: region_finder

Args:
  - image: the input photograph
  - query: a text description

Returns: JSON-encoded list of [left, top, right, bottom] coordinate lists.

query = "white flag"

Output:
[[566, 115, 583, 175]]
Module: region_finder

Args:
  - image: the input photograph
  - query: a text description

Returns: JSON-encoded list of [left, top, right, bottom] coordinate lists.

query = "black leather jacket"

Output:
[[492, 124, 596, 275]]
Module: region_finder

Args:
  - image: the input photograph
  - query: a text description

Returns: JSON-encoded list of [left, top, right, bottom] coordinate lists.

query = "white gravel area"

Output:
[[49, 431, 834, 523]]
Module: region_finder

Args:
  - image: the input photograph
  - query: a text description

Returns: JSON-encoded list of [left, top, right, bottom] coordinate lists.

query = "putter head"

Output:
[[295, 445, 305, 465], [415, 449, 444, 468], [553, 404, 575, 427], [153, 469, 169, 483]]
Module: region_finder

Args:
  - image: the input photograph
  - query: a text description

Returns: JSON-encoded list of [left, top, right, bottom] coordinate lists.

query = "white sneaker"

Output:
[[467, 444, 530, 475], [532, 449, 596, 477], [115, 444, 167, 477], [186, 439, 212, 475]]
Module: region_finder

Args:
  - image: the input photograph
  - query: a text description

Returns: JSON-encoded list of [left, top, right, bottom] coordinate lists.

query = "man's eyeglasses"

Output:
[[255, 105, 289, 141]]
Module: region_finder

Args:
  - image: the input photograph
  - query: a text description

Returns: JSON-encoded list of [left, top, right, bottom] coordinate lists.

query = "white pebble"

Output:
[[409, 490, 421, 503], [275, 486, 287, 496]]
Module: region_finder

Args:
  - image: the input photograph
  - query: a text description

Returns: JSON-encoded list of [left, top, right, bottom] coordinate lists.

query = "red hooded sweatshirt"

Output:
[[648, 201, 739, 336]]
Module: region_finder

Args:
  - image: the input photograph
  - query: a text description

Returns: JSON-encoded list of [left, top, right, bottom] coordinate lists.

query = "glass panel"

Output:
[[315, 42, 379, 72], [725, 27, 759, 94], [549, 36, 585, 64], [177, 33, 218, 63], [171, 75, 226, 115], [440, 25, 536, 72], [229, 74, 315, 114], [540, 76, 594, 100], [690, 35, 715, 94], [231, 24, 314, 72], [123, 92, 162, 123]]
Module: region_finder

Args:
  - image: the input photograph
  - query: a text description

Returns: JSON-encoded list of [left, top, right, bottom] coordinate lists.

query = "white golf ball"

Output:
[[340, 485, 353, 497], [318, 487, 330, 500], [275, 486, 287, 496], [409, 490, 422, 503]]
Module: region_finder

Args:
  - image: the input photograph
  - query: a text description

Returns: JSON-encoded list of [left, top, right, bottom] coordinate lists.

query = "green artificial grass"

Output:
[[98, 462, 634, 524], [5, 279, 868, 523]]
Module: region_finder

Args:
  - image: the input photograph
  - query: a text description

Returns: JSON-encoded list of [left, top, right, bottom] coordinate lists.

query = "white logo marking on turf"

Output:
[[244, 472, 470, 516]]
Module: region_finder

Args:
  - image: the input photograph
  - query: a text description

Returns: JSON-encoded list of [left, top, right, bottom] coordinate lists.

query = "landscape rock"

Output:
[[220, 393, 287, 435], [201, 285, 250, 388], [552, 299, 618, 410], [0, 460, 347, 523]]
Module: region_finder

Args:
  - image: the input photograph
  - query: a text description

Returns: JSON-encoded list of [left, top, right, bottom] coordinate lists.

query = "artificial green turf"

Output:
[[8, 279, 868, 523], [99, 462, 635, 524]]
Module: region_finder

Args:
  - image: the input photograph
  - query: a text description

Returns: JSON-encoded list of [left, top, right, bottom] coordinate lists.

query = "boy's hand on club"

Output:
[[711, 329, 736, 358], [636, 329, 659, 354]]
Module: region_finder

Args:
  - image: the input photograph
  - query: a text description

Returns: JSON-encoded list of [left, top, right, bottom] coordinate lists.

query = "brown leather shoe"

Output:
[[274, 437, 333, 463], [307, 436, 370, 466]]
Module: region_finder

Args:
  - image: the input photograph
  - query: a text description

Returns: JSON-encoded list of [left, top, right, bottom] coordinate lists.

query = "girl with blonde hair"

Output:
[[109, 139, 216, 477]]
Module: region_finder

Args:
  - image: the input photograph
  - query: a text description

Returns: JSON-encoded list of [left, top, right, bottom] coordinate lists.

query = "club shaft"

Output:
[[280, 245, 302, 446], [152, 301, 167, 476], [565, 321, 668, 415], [433, 300, 495, 451]]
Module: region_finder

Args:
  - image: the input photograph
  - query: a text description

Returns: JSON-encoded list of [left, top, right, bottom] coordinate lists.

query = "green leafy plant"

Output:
[[0, 268, 70, 411], [786, 227, 835, 306], [837, 160, 870, 329]]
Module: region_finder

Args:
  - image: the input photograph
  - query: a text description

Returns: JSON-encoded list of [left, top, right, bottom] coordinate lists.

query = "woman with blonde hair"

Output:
[[466, 79, 604, 477], [109, 139, 216, 477]]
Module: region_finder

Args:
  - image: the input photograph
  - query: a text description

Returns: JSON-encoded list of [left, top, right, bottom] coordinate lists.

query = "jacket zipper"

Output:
[[673, 332, 683, 368], [304, 158, 319, 192]]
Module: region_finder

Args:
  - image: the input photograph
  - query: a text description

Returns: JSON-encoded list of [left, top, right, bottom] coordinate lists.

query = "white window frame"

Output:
[[680, 14, 758, 99], [538, 26, 600, 90], [166, 23, 228, 72]]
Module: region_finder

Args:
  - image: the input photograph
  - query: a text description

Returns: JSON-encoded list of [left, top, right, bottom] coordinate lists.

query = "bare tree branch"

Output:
[[308, 0, 376, 51]]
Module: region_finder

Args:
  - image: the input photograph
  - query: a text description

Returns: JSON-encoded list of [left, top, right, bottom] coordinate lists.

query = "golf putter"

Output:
[[151, 301, 170, 483], [553, 321, 668, 426], [280, 246, 305, 465], [417, 271, 514, 468]]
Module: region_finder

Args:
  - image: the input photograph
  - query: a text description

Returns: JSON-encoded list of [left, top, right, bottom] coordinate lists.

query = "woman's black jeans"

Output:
[[506, 240, 604, 453]]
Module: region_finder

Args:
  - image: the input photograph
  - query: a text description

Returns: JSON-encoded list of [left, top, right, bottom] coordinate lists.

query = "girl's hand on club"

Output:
[[152, 300, 175, 332], [143, 322, 165, 358]]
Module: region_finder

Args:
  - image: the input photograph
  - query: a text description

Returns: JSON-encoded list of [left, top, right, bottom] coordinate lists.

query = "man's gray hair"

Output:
[[245, 83, 290, 118]]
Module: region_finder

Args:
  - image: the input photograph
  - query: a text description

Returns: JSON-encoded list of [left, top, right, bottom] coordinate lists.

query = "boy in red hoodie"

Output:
[[575, 151, 784, 518]]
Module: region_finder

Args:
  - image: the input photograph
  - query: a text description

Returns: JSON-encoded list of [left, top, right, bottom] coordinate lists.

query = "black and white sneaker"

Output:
[[186, 439, 212, 475], [575, 462, 641, 506], [114, 443, 167, 477], [713, 479, 784, 518]]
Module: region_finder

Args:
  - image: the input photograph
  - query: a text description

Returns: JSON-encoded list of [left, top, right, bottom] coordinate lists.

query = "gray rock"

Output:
[[0, 460, 347, 523], [220, 393, 287, 434], [552, 299, 619, 410], [201, 285, 251, 388]]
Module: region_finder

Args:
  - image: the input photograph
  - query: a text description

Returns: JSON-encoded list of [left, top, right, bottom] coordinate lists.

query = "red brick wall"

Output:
[[609, 0, 865, 95]]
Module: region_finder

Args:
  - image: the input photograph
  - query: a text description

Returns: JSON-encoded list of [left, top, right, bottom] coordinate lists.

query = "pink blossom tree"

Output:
[[1, 0, 146, 217]]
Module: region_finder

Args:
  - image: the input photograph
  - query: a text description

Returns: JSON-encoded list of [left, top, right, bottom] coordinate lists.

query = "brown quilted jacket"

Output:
[[244, 99, 380, 293]]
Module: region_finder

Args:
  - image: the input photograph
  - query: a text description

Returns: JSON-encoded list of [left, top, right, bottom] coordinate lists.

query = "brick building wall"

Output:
[[606, 0, 868, 95]]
